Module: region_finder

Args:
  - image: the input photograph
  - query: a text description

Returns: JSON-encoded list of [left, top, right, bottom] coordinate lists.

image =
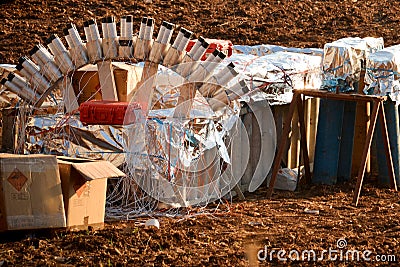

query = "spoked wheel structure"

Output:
[[1, 15, 274, 209]]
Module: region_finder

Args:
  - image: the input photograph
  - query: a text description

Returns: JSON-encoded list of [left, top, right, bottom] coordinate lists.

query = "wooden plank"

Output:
[[308, 98, 319, 163], [352, 101, 371, 176], [378, 104, 397, 191], [293, 89, 386, 102], [353, 101, 380, 206], [62, 76, 79, 113], [267, 94, 297, 198], [97, 60, 118, 101], [132, 61, 159, 113], [304, 98, 311, 166], [173, 83, 197, 118], [296, 95, 311, 184], [288, 105, 300, 169]]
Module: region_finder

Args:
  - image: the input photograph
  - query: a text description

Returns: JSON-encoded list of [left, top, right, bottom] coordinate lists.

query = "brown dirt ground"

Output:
[[1, 0, 400, 63], [1, 0, 400, 266]]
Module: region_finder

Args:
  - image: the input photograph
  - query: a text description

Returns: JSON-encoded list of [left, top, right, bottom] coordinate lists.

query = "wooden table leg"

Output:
[[297, 94, 311, 184], [378, 103, 398, 191], [353, 101, 380, 206], [267, 92, 298, 198]]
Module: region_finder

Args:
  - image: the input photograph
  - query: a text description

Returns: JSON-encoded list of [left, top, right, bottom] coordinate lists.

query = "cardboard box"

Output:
[[71, 62, 143, 104], [114, 62, 143, 102], [71, 64, 102, 104], [57, 156, 125, 230], [0, 154, 66, 231]]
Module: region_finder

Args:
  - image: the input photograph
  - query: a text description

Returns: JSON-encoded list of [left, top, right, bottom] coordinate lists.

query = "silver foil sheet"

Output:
[[226, 51, 322, 105], [322, 37, 384, 92], [364, 44, 400, 103], [233, 44, 323, 57]]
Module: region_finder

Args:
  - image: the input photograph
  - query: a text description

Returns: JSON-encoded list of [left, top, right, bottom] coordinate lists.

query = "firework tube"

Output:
[[46, 34, 75, 74]]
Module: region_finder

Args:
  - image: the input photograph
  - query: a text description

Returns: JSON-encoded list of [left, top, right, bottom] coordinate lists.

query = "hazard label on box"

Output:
[[7, 168, 28, 191], [73, 177, 87, 198]]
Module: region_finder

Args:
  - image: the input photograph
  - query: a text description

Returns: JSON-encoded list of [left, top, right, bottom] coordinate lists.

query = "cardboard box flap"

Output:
[[71, 161, 125, 180], [57, 157, 125, 180]]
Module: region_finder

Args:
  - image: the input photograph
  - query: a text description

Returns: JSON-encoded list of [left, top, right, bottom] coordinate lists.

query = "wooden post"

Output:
[[352, 71, 370, 176], [173, 83, 197, 118], [378, 104, 397, 191], [269, 90, 391, 205], [352, 101, 380, 206], [296, 94, 311, 184], [288, 105, 300, 168], [62, 76, 79, 113], [131, 61, 159, 113], [97, 60, 118, 101], [267, 92, 298, 198], [308, 98, 319, 163]]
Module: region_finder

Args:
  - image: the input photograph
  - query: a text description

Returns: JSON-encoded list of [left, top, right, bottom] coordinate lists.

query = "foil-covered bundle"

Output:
[[233, 44, 323, 57], [25, 114, 126, 166], [322, 37, 384, 92], [228, 52, 322, 104], [364, 44, 400, 103]]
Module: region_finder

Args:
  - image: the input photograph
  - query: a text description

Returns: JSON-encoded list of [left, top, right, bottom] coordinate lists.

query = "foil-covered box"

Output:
[[322, 37, 384, 92], [364, 44, 400, 103]]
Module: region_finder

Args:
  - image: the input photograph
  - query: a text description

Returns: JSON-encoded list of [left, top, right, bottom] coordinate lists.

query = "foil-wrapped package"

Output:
[[226, 51, 322, 105], [322, 37, 384, 92], [364, 44, 400, 103], [234, 44, 323, 57]]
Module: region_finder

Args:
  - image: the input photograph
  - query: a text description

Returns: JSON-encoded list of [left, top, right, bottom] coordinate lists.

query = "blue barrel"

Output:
[[337, 101, 357, 182], [376, 101, 400, 185], [313, 99, 345, 184]]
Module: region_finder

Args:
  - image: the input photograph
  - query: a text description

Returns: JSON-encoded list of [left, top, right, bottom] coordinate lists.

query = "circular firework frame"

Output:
[[3, 15, 276, 209], [124, 62, 250, 207]]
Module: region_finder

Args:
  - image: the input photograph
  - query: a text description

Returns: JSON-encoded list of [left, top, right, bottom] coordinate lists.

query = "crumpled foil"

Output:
[[322, 37, 384, 92], [234, 44, 323, 57], [226, 51, 322, 105], [25, 114, 127, 166], [364, 44, 400, 103], [24, 98, 241, 207]]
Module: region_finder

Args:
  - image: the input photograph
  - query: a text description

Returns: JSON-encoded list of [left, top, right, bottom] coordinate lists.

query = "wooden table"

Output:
[[266, 89, 398, 206]]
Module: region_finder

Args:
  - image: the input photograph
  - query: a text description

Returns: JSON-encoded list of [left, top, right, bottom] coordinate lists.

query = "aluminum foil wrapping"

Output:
[[123, 103, 241, 207], [24, 99, 236, 164], [322, 37, 384, 92], [364, 44, 400, 103], [25, 114, 126, 166], [234, 44, 323, 57], [226, 51, 322, 105], [24, 98, 240, 207]]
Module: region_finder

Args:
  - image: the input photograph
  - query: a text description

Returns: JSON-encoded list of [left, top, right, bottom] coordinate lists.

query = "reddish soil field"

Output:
[[1, 0, 400, 266], [1, 0, 400, 63]]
